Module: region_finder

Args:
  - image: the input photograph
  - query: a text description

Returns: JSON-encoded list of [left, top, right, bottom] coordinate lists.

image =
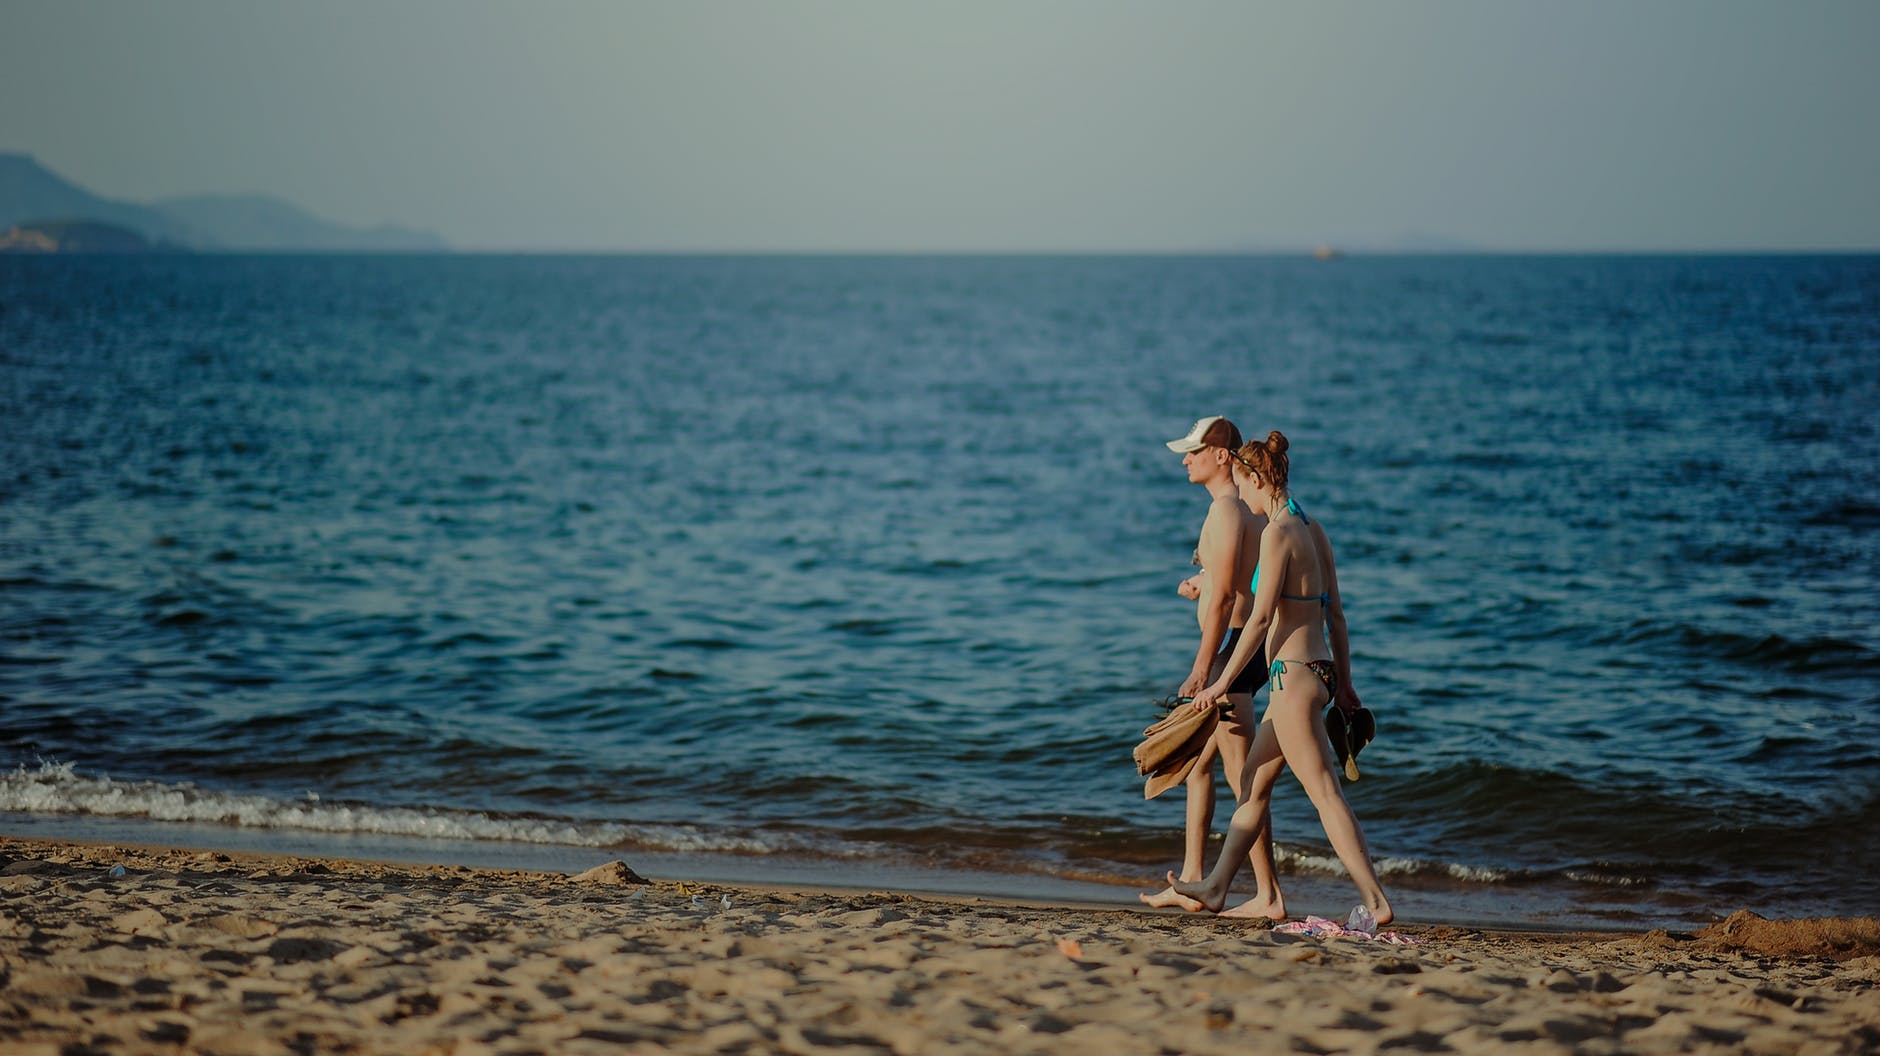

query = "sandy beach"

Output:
[[2, 836, 1876, 1055]]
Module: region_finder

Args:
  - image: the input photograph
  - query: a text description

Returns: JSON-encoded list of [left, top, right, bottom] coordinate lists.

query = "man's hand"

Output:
[[1179, 670, 1208, 698], [1177, 574, 1202, 600]]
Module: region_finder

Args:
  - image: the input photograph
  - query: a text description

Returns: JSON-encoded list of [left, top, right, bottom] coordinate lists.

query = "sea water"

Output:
[[3, 253, 1876, 928]]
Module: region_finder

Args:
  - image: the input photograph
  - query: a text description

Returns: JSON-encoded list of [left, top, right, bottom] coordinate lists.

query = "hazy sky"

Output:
[[5, 1, 1877, 252]]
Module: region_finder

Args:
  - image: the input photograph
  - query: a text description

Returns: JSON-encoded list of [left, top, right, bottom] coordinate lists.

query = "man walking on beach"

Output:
[[1140, 415, 1286, 917], [1173, 415, 1246, 700]]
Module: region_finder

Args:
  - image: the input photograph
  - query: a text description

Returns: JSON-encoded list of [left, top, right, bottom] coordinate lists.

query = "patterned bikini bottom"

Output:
[[1268, 658, 1338, 700]]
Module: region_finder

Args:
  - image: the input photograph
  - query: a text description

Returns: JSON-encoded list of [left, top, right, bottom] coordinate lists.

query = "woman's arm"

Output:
[[1315, 521, 1362, 715], [1192, 526, 1287, 711]]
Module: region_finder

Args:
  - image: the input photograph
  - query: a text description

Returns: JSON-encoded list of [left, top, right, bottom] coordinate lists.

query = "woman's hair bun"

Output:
[[1265, 430, 1288, 454]]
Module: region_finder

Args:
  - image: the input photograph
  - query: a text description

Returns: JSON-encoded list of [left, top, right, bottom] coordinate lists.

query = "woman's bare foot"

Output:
[[1370, 896, 1393, 928], [1165, 870, 1228, 914], [1218, 893, 1286, 920], [1138, 885, 1206, 912]]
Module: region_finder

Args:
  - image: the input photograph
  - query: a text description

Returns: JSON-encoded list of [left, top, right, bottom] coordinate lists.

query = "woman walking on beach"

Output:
[[1138, 416, 1288, 918], [1170, 430, 1391, 926]]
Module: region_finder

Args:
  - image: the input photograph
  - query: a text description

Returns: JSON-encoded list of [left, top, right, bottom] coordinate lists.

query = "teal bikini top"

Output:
[[1259, 498, 1330, 609]]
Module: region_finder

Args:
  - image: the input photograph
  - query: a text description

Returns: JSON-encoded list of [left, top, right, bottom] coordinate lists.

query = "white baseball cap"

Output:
[[1165, 415, 1241, 453]]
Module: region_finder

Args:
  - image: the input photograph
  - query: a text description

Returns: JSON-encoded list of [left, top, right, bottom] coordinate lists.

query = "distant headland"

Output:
[[1, 218, 176, 254], [0, 152, 447, 253]]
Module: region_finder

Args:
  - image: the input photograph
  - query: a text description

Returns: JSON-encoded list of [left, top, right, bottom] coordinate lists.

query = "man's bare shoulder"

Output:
[[1199, 493, 1243, 531]]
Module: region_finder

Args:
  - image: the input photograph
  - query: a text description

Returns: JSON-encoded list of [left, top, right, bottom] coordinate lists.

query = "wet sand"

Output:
[[3, 835, 1877, 1054]]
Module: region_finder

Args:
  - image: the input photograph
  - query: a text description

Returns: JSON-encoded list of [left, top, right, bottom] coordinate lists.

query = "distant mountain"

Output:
[[149, 193, 445, 252], [0, 152, 447, 252], [0, 153, 201, 245], [1, 218, 177, 254]]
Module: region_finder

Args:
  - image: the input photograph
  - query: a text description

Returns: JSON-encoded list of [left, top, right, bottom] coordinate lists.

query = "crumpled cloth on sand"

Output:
[[1132, 703, 1219, 800], [1274, 914, 1423, 946]]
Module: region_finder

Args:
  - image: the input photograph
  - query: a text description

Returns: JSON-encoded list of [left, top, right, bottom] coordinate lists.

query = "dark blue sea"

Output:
[[3, 253, 1876, 929]]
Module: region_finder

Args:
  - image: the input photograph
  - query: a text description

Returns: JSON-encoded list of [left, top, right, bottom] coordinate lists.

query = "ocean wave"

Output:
[[0, 762, 1559, 894], [1604, 620, 1878, 677], [0, 761, 813, 858], [1281, 848, 1511, 884], [1801, 499, 1880, 529], [1371, 759, 1880, 883]]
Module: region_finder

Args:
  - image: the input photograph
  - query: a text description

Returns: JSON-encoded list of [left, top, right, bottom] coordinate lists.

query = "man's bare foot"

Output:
[[1218, 893, 1286, 920], [1165, 871, 1226, 914], [1138, 885, 1206, 912]]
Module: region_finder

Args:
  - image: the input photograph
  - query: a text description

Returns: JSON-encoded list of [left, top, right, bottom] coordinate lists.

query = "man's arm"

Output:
[[1181, 497, 1240, 696]]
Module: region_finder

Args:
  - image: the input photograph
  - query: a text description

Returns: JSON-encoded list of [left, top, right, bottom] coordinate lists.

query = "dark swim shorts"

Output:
[[1218, 628, 1266, 697]]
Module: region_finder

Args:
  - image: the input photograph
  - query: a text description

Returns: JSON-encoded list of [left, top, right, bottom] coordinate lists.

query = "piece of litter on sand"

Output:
[[1274, 915, 1422, 945], [689, 895, 705, 910], [1056, 938, 1085, 960], [720, 893, 732, 909], [1346, 904, 1376, 934], [626, 888, 646, 901], [106, 864, 126, 878]]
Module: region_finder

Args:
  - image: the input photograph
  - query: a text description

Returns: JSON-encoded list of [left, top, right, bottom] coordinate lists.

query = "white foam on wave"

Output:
[[1564, 869, 1650, 887], [0, 761, 798, 856], [1279, 846, 1510, 883], [3, 762, 1527, 886]]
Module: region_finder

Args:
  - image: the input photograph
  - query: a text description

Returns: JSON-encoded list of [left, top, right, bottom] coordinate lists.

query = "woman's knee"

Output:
[[1294, 770, 1346, 812], [1245, 769, 1278, 808], [1231, 797, 1269, 828], [1247, 756, 1284, 793]]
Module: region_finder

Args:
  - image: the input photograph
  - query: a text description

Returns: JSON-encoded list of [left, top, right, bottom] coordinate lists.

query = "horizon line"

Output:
[[42, 245, 1876, 257]]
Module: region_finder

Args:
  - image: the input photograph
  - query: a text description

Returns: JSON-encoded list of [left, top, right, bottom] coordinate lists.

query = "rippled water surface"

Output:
[[3, 253, 1876, 927]]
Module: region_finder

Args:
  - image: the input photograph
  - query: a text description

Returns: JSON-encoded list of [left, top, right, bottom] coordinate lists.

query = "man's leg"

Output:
[[1139, 732, 1219, 910]]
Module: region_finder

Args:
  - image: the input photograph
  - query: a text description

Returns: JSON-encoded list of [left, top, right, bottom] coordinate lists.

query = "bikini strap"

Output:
[[1279, 497, 1323, 605], [1278, 588, 1331, 607]]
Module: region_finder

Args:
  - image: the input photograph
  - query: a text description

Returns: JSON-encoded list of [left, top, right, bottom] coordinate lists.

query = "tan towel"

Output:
[[1133, 704, 1219, 800]]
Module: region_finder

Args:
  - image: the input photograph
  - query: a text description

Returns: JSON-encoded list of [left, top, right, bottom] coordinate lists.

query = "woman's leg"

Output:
[[1215, 699, 1286, 919], [1167, 718, 1285, 912], [1265, 686, 1393, 926]]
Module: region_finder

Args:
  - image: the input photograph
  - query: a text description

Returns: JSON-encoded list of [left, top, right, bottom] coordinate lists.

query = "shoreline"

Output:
[[0, 812, 1758, 933], [0, 814, 1146, 914], [4, 835, 1878, 1054], [0, 826, 1631, 938]]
